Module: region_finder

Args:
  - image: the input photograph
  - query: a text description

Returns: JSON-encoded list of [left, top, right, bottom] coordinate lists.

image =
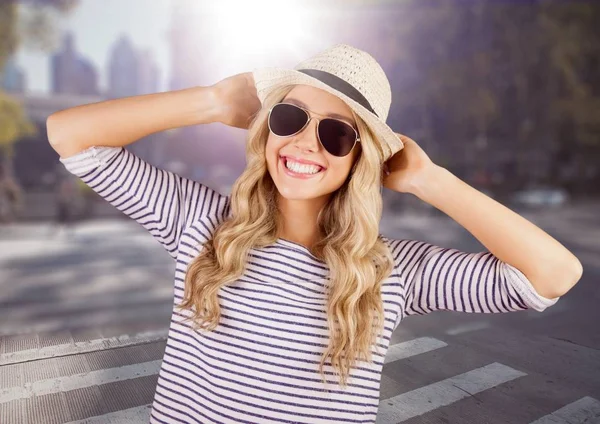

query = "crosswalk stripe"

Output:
[[375, 362, 527, 423], [384, 337, 447, 364], [64, 404, 152, 424], [529, 396, 600, 424], [5, 290, 171, 321], [0, 359, 161, 404], [0, 329, 167, 366], [0, 305, 168, 337]]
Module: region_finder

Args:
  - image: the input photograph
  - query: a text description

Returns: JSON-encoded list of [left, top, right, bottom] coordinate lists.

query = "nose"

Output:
[[292, 116, 321, 152]]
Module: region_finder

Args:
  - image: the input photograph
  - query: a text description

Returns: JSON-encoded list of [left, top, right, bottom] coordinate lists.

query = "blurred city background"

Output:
[[0, 1, 599, 423]]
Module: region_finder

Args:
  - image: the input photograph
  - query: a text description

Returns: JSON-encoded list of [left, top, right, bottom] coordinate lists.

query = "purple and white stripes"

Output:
[[59, 145, 560, 423]]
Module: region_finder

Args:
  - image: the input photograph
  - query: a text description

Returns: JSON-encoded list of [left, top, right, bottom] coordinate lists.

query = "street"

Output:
[[1, 199, 599, 424]]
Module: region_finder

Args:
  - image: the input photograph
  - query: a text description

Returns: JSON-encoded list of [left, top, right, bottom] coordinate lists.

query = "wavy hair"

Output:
[[178, 84, 395, 389]]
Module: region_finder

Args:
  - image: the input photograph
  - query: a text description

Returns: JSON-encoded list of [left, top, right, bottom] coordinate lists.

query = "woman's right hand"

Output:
[[211, 72, 262, 130]]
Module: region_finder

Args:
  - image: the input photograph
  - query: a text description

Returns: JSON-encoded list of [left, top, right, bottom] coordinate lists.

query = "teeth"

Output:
[[284, 158, 321, 174]]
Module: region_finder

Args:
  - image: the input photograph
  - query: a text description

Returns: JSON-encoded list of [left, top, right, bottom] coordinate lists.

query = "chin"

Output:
[[277, 187, 334, 201], [277, 190, 315, 200]]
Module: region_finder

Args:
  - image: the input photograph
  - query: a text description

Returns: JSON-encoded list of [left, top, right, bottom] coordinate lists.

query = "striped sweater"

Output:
[[59, 145, 560, 424]]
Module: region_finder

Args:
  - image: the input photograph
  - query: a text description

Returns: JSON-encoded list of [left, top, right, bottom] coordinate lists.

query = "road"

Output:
[[1, 199, 599, 423]]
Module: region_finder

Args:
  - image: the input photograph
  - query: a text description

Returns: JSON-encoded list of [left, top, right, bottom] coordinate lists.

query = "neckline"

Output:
[[274, 235, 389, 264], [275, 238, 322, 261]]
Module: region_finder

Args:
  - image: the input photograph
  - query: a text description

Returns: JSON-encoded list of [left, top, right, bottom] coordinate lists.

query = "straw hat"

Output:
[[252, 43, 404, 162]]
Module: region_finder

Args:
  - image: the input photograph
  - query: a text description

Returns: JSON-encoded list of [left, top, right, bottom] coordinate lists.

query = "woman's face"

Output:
[[265, 85, 362, 201]]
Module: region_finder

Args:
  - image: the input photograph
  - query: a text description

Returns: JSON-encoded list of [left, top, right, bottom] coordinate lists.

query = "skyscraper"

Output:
[[107, 35, 161, 98], [107, 35, 138, 98], [138, 49, 160, 95], [51, 32, 99, 95]]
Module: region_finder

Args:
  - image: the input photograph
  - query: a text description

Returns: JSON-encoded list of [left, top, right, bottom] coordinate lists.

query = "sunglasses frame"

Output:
[[267, 102, 361, 157]]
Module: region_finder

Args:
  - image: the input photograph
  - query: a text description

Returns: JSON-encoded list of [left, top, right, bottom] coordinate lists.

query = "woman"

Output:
[[47, 44, 582, 424]]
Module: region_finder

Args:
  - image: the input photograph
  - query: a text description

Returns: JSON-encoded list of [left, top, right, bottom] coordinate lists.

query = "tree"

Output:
[[381, 0, 600, 193], [0, 0, 78, 220]]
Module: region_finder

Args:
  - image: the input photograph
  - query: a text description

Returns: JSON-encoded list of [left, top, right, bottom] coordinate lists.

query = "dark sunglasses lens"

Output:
[[318, 119, 357, 157], [269, 103, 308, 136]]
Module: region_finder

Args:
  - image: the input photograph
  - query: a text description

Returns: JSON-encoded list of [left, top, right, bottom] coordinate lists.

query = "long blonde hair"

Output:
[[178, 84, 395, 389]]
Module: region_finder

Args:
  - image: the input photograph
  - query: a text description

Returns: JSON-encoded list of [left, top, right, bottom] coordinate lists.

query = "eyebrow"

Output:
[[284, 98, 357, 126]]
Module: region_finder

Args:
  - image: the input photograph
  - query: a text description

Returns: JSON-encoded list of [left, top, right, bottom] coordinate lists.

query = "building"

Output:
[[107, 36, 160, 98], [50, 32, 99, 96], [137, 49, 160, 95], [107, 35, 139, 98], [1, 57, 27, 93]]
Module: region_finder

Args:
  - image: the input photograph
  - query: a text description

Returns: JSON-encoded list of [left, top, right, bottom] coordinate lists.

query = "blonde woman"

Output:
[[47, 44, 582, 424]]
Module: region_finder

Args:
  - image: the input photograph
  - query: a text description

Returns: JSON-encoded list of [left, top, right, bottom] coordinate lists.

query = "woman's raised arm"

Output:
[[47, 86, 220, 158], [47, 72, 260, 157], [46, 74, 260, 259]]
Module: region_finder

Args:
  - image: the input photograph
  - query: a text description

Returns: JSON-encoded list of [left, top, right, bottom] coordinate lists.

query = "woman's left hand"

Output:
[[382, 133, 439, 195]]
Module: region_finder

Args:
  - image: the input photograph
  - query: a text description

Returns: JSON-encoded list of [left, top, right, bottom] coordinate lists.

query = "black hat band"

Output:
[[297, 69, 378, 118]]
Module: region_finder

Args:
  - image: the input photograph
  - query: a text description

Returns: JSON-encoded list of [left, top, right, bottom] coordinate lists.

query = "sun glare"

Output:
[[201, 0, 324, 69]]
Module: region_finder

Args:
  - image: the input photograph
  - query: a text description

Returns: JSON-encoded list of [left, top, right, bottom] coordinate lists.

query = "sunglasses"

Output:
[[268, 102, 361, 157]]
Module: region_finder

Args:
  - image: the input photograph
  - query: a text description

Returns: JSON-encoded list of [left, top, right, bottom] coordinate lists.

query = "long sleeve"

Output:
[[384, 237, 561, 319], [59, 145, 229, 260]]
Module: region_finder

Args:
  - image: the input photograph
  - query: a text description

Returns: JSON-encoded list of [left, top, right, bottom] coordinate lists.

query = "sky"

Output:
[[15, 0, 171, 94]]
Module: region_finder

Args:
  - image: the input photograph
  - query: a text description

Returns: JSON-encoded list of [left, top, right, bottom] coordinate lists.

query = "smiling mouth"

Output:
[[280, 155, 326, 171], [279, 156, 326, 177]]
